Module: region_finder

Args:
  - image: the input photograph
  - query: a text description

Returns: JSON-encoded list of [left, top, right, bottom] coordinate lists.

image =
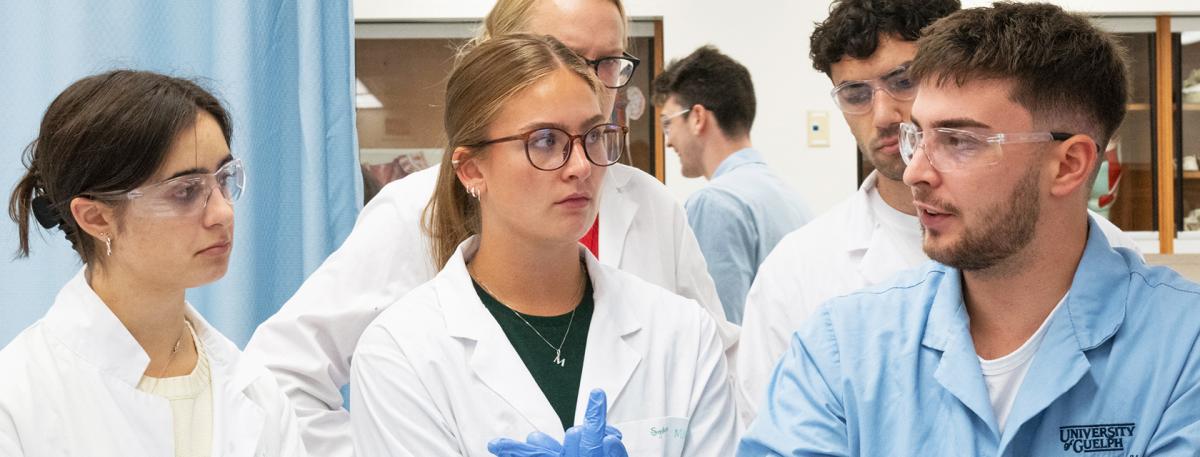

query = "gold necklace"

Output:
[[154, 321, 190, 379]]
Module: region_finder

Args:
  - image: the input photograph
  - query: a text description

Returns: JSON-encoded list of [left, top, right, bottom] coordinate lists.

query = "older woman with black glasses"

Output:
[[348, 34, 738, 457]]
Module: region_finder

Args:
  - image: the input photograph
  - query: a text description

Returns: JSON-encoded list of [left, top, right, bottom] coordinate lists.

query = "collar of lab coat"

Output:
[[40, 269, 271, 456], [845, 171, 920, 284], [844, 171, 882, 254], [41, 269, 266, 392], [598, 163, 639, 266], [440, 236, 643, 433], [919, 216, 1129, 440], [919, 216, 1127, 351]]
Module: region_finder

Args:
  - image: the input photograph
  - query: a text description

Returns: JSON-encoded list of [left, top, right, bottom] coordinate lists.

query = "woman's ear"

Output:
[[69, 196, 118, 243], [452, 146, 486, 196]]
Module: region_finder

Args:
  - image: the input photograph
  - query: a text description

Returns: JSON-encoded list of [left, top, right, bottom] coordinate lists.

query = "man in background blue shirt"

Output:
[[739, 3, 1200, 456], [653, 46, 813, 324]]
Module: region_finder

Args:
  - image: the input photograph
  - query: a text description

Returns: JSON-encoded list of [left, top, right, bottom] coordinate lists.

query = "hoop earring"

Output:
[[103, 234, 112, 256]]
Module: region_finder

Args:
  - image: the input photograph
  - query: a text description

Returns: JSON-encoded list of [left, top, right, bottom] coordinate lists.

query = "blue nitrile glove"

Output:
[[487, 432, 561, 457], [488, 389, 627, 457], [487, 427, 623, 457], [562, 389, 628, 457]]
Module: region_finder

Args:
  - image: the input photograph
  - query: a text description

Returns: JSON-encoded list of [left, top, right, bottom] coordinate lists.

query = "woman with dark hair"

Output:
[[0, 70, 306, 456]]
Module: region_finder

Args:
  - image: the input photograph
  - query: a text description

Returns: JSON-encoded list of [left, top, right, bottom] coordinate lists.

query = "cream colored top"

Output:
[[136, 321, 213, 457]]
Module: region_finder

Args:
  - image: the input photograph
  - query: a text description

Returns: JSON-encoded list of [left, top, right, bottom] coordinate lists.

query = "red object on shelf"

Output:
[[1098, 144, 1122, 209]]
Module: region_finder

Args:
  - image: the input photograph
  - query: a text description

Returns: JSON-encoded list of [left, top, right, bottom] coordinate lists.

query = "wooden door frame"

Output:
[[1156, 15, 1176, 253], [652, 19, 666, 183]]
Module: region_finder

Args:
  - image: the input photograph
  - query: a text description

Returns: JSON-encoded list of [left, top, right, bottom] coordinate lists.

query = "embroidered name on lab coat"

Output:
[[1058, 423, 1135, 453]]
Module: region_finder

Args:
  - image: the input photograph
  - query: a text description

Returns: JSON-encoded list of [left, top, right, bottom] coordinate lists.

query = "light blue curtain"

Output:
[[0, 1, 361, 347]]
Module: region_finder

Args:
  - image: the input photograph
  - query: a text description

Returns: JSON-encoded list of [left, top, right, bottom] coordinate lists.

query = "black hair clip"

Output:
[[31, 195, 62, 229]]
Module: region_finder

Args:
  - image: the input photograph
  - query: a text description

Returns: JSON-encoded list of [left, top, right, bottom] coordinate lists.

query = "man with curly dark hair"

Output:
[[736, 0, 959, 418], [735, 0, 1135, 424]]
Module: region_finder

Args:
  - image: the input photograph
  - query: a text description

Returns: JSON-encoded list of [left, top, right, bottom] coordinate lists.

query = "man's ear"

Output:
[[1048, 135, 1099, 199], [453, 146, 486, 196], [690, 104, 708, 135], [69, 196, 118, 245]]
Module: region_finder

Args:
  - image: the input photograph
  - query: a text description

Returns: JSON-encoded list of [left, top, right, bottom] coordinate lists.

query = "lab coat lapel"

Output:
[[996, 314, 1090, 450], [194, 309, 266, 457], [847, 173, 896, 284], [576, 251, 642, 422], [43, 269, 174, 456], [998, 219, 1128, 450], [441, 238, 565, 434], [922, 268, 1001, 436], [858, 226, 915, 285], [99, 376, 175, 456], [598, 165, 637, 266]]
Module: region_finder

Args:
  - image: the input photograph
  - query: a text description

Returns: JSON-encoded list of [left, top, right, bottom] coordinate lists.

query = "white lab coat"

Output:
[[245, 163, 734, 457], [349, 237, 738, 457], [735, 172, 1142, 422], [0, 270, 306, 457]]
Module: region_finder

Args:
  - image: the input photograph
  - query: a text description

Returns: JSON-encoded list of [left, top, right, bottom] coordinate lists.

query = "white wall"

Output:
[[353, 0, 1200, 213], [647, 0, 855, 213]]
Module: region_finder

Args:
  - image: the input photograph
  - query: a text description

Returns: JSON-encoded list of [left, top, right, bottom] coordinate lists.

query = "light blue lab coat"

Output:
[[738, 217, 1200, 456]]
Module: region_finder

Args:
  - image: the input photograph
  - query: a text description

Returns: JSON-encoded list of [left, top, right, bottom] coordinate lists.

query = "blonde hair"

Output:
[[463, 0, 629, 54], [423, 34, 602, 268]]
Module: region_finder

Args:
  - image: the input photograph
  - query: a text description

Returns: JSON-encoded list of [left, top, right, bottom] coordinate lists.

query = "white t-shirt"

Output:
[[978, 295, 1066, 433]]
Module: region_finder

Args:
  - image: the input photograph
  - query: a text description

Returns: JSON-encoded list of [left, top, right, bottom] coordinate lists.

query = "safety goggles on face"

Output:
[[87, 158, 246, 217], [899, 122, 1075, 172], [470, 123, 628, 171], [583, 52, 641, 89], [830, 65, 917, 115], [659, 108, 691, 137]]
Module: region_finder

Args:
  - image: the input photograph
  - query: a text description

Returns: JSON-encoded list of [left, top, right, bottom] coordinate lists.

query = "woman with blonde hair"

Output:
[[246, 1, 735, 455], [349, 34, 738, 457], [0, 70, 305, 456]]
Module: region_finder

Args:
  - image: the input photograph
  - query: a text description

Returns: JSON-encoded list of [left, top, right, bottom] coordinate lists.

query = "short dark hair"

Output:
[[810, 0, 960, 76], [909, 2, 1128, 155], [652, 45, 755, 137], [8, 70, 232, 264]]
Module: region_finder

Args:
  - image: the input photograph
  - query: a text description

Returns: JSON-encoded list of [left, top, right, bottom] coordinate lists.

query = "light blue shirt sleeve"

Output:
[[737, 307, 850, 457], [685, 188, 757, 324]]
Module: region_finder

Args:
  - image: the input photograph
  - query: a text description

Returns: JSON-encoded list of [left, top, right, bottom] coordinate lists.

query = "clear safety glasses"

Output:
[[87, 158, 246, 217], [899, 122, 1075, 172], [660, 108, 691, 137], [830, 64, 917, 115], [470, 123, 628, 171]]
